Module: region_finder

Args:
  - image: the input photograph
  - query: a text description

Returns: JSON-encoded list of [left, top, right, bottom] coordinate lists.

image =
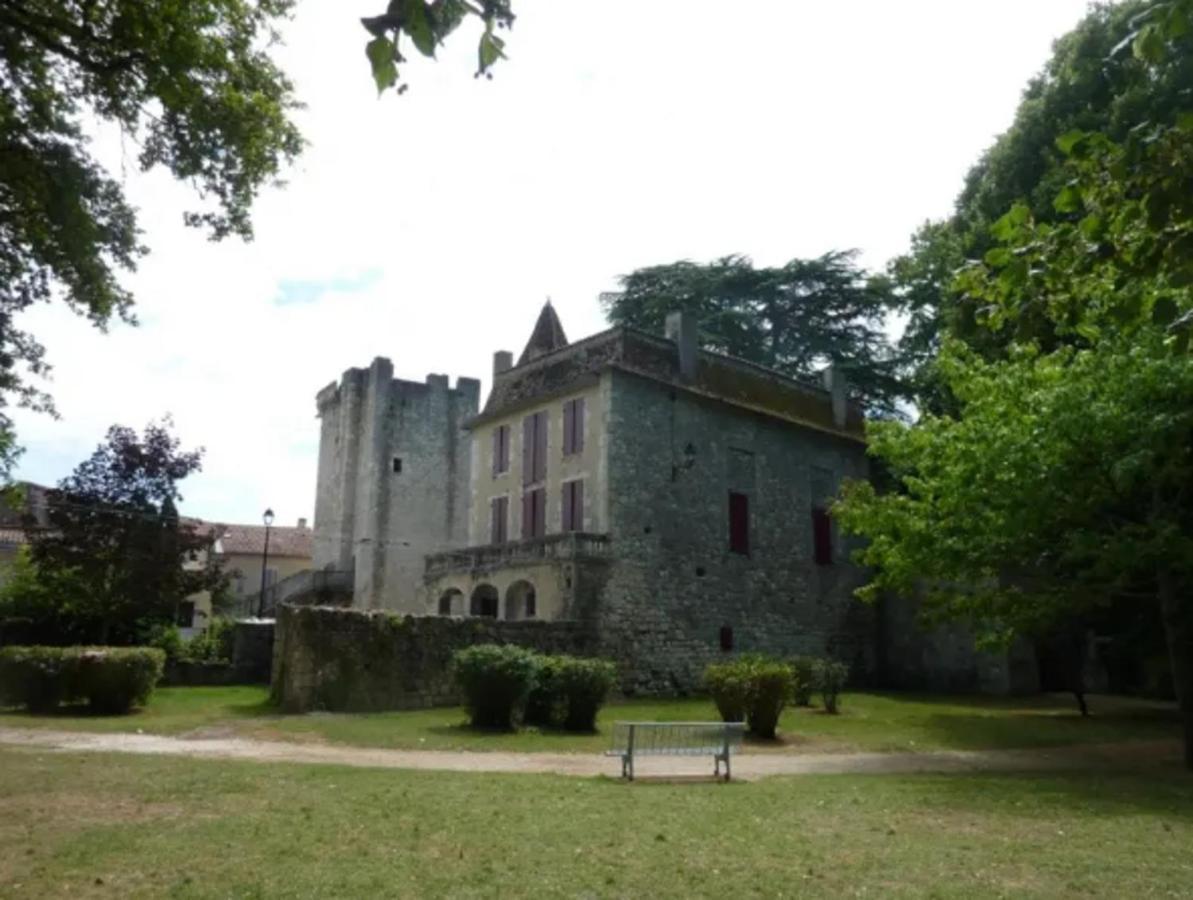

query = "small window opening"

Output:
[[719, 625, 734, 652], [392, 457, 403, 474], [695, 566, 706, 577]]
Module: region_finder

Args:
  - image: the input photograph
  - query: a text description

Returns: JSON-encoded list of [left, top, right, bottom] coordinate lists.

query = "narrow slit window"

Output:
[[812, 506, 833, 565], [728, 492, 750, 556]]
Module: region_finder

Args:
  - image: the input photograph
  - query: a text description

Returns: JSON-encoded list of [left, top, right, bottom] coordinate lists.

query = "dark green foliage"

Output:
[[788, 656, 817, 706], [704, 655, 794, 738], [0, 646, 78, 712], [1, 421, 228, 645], [452, 644, 541, 729], [0, 646, 164, 714], [603, 251, 903, 415], [555, 656, 617, 732], [813, 659, 849, 714], [523, 655, 563, 727], [143, 624, 184, 663], [0, 1, 302, 476], [77, 648, 165, 714]]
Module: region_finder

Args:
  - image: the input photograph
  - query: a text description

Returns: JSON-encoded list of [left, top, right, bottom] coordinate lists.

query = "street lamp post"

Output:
[[257, 507, 275, 618]]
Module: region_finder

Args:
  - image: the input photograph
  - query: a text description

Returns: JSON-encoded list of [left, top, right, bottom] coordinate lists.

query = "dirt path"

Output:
[[0, 726, 1178, 780]]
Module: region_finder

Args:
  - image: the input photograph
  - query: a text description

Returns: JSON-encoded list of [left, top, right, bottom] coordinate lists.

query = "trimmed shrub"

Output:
[[0, 646, 80, 712], [524, 655, 564, 727], [78, 648, 165, 713], [452, 643, 541, 729], [789, 655, 817, 706], [742, 657, 794, 739], [182, 617, 233, 663], [555, 656, 617, 732], [704, 661, 751, 723], [705, 655, 794, 738], [813, 658, 850, 714], [143, 623, 184, 663], [0, 646, 164, 714]]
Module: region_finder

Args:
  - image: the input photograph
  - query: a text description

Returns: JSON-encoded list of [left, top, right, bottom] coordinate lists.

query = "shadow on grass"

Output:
[[908, 706, 1181, 751]]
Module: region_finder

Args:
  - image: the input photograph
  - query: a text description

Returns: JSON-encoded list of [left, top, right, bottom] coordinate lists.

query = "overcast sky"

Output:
[[11, 0, 1096, 527]]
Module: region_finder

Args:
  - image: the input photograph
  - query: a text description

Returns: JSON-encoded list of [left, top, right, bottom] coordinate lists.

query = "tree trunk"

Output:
[[1157, 569, 1193, 770]]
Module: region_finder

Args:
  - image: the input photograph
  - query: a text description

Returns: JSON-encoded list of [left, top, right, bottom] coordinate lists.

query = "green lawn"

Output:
[[0, 747, 1190, 898], [0, 687, 1180, 755]]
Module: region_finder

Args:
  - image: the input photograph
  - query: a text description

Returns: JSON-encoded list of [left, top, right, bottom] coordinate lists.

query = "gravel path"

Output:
[[0, 727, 1178, 780]]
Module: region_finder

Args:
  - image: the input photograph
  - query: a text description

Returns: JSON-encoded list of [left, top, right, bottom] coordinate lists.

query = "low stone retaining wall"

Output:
[[271, 605, 595, 713], [160, 620, 275, 687]]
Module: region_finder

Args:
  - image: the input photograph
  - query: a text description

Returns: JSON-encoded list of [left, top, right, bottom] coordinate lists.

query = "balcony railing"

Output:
[[425, 532, 610, 577]]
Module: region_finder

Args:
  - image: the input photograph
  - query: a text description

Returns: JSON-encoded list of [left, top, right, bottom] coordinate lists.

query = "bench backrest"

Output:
[[610, 721, 745, 756]]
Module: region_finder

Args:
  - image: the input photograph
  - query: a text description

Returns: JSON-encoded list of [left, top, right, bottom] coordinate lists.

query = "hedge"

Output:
[[813, 658, 850, 714], [456, 646, 618, 732], [452, 644, 541, 729], [0, 646, 165, 714], [704, 655, 796, 739]]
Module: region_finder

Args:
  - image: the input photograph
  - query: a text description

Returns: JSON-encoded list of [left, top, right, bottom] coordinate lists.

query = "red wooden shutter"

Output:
[[522, 416, 534, 486], [728, 492, 749, 555], [533, 487, 546, 538], [521, 491, 534, 539], [492, 428, 502, 477], [534, 411, 548, 482], [490, 497, 507, 543], [562, 401, 574, 455], [561, 481, 573, 532], [573, 398, 585, 453], [812, 507, 833, 565], [573, 479, 584, 530]]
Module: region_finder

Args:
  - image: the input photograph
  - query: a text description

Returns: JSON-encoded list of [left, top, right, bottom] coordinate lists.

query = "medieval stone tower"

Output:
[[312, 357, 480, 610]]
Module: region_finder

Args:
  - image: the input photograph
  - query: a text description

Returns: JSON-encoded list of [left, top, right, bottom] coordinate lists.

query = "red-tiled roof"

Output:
[[216, 523, 312, 559]]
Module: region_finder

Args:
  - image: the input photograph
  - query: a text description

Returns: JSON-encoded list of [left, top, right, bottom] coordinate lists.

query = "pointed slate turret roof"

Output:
[[517, 300, 569, 366]]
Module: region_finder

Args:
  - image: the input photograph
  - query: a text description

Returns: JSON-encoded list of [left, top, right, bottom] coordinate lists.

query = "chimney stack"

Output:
[[821, 364, 848, 428], [297, 517, 308, 529], [493, 350, 513, 379], [664, 311, 697, 381]]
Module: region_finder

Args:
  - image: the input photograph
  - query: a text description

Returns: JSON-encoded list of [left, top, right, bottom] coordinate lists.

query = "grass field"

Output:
[[0, 687, 1180, 754], [1, 747, 1190, 898]]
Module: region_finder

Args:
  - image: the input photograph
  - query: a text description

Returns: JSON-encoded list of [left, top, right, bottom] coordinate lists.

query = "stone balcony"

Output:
[[425, 532, 611, 578]]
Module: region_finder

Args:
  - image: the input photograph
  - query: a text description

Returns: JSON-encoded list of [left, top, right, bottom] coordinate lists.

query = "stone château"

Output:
[[309, 303, 1035, 694]]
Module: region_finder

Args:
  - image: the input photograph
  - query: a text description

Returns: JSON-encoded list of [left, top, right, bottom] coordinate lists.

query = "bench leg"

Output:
[[721, 751, 731, 783], [622, 752, 634, 781]]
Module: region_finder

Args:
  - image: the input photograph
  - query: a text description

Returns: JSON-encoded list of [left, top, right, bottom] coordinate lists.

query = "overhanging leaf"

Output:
[[406, 1, 436, 58], [366, 36, 398, 95]]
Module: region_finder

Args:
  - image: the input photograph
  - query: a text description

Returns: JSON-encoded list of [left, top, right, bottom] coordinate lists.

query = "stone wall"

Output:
[[270, 604, 595, 712], [592, 368, 876, 694]]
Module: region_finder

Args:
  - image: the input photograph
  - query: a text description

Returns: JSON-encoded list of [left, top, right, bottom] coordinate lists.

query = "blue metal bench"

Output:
[[606, 721, 745, 781]]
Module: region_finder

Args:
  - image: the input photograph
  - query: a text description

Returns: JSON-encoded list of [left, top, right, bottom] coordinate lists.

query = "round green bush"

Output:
[[78, 648, 166, 714], [813, 658, 850, 714], [788, 655, 816, 706], [742, 658, 794, 739], [0, 646, 164, 714], [704, 661, 751, 723], [524, 655, 564, 727], [555, 656, 617, 732], [452, 644, 542, 729]]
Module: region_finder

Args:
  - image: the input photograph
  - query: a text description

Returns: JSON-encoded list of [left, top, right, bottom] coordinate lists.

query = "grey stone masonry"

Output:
[[313, 358, 480, 611]]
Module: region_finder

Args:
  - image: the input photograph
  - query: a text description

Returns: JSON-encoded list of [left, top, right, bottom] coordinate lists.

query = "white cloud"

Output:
[[10, 0, 1094, 525]]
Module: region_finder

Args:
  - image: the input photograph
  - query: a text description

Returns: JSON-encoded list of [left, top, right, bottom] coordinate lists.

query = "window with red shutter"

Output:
[[562, 398, 585, 456], [492, 426, 510, 477], [490, 496, 508, 544], [728, 491, 750, 555], [534, 411, 547, 481], [521, 487, 546, 539], [561, 479, 584, 531], [522, 416, 535, 485], [812, 506, 833, 565]]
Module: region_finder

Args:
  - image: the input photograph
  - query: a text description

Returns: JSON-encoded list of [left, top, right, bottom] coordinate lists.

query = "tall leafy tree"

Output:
[[0, 0, 303, 477], [837, 0, 1193, 767], [890, 0, 1193, 394], [3, 420, 226, 644], [602, 251, 903, 415]]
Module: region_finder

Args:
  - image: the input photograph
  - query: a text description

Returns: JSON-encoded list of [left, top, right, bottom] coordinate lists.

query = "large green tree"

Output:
[[837, 0, 1193, 767], [602, 251, 903, 415], [891, 0, 1193, 396], [1, 420, 226, 644], [0, 0, 303, 476]]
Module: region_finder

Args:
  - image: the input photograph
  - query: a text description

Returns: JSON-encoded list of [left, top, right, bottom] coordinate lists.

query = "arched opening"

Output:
[[438, 588, 463, 616], [470, 583, 499, 618], [504, 580, 537, 621]]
